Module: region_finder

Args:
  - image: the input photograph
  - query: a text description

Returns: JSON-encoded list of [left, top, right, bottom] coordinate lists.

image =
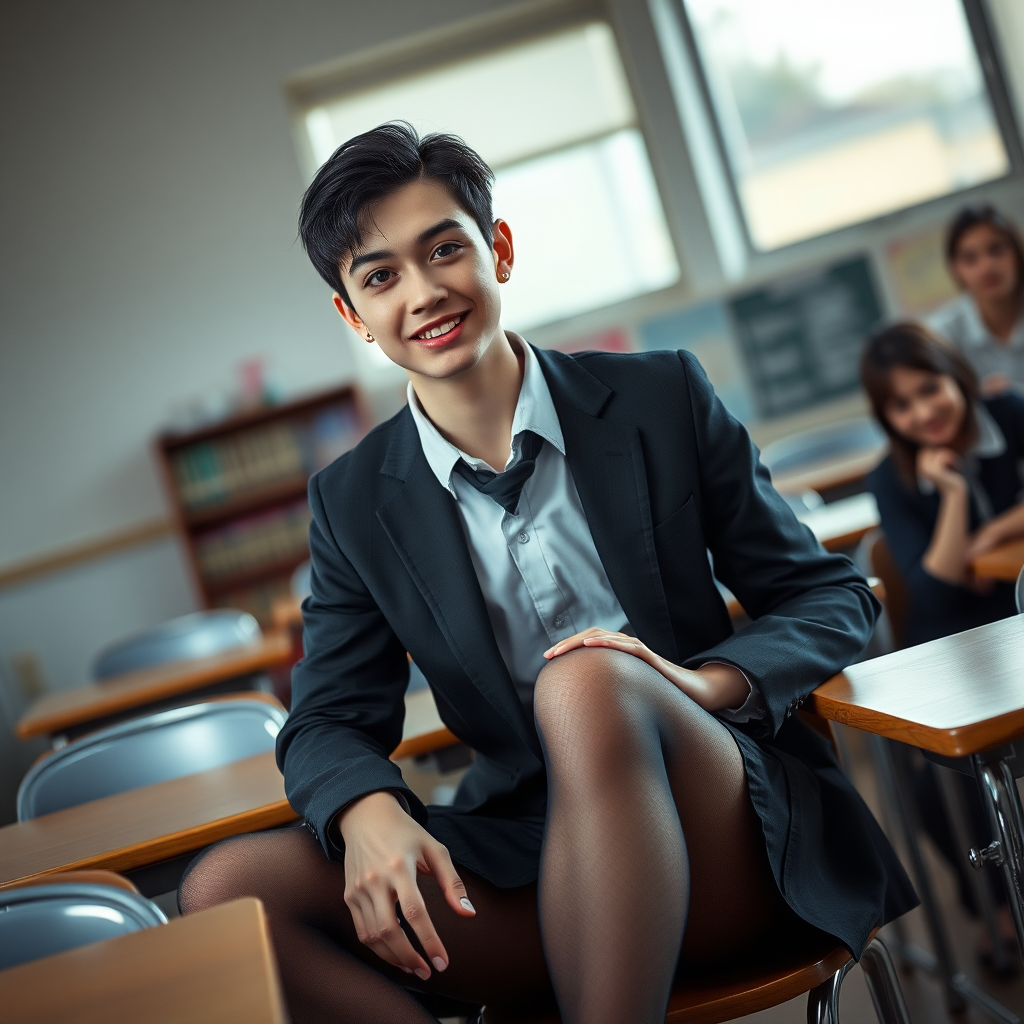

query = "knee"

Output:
[[534, 647, 647, 751], [178, 829, 308, 915]]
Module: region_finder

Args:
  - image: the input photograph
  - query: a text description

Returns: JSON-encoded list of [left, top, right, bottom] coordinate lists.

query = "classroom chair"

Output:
[[760, 419, 885, 478], [92, 608, 261, 680], [17, 694, 286, 820], [1015, 564, 1024, 614], [0, 873, 167, 971], [857, 530, 908, 651]]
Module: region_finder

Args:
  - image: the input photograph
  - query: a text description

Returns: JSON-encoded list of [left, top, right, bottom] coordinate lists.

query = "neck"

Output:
[[976, 292, 1022, 342], [411, 330, 524, 471]]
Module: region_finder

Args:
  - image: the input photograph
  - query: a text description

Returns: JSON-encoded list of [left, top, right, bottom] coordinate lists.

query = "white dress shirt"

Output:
[[407, 335, 762, 721], [928, 294, 1024, 391]]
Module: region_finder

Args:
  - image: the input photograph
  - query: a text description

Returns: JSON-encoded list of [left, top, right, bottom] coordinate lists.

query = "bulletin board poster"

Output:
[[729, 255, 882, 419], [638, 300, 756, 423], [884, 224, 958, 316]]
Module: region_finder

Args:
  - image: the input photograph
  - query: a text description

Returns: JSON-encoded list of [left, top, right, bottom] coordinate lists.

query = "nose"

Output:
[[408, 266, 448, 317]]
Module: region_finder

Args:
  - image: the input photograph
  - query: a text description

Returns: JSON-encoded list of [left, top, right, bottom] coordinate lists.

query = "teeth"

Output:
[[418, 316, 461, 340]]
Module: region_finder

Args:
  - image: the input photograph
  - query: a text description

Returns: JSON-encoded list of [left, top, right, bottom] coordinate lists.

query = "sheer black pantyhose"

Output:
[[179, 647, 799, 1023]]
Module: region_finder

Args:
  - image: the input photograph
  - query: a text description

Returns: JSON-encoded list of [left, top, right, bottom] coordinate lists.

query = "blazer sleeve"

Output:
[[675, 351, 881, 737], [275, 471, 427, 859]]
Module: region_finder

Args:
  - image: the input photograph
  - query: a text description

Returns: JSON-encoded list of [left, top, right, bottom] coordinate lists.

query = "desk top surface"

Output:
[[1, 689, 455, 887], [972, 537, 1024, 583], [17, 632, 293, 740], [0, 897, 286, 1024], [810, 614, 1024, 756], [0, 751, 296, 887], [771, 448, 884, 496]]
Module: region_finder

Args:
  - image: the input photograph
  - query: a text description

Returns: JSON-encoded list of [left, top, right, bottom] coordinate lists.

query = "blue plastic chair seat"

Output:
[[760, 419, 885, 476]]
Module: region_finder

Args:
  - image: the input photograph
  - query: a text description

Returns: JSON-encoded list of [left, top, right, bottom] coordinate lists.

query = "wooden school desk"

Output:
[[0, 690, 455, 890], [16, 631, 293, 742], [0, 897, 286, 1024], [811, 615, 1024, 967], [771, 447, 884, 498], [973, 537, 1024, 583]]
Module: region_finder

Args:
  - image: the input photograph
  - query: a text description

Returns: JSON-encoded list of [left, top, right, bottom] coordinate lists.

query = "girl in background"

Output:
[[928, 205, 1024, 396], [862, 322, 1024, 967]]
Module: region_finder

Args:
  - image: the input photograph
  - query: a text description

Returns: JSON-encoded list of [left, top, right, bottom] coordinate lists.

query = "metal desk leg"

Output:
[[972, 753, 1024, 957], [935, 764, 1016, 974], [880, 739, 1019, 1023]]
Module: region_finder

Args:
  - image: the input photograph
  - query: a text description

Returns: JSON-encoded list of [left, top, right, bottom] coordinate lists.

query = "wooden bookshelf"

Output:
[[154, 384, 368, 626]]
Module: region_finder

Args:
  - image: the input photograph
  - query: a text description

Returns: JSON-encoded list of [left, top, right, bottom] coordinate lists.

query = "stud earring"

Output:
[[501, 271, 510, 281], [366, 333, 375, 343]]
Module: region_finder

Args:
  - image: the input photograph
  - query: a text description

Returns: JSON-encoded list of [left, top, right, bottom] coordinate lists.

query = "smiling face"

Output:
[[333, 178, 513, 383], [883, 366, 967, 449], [951, 223, 1021, 304]]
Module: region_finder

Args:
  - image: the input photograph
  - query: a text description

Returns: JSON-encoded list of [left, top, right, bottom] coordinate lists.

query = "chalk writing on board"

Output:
[[729, 256, 882, 418]]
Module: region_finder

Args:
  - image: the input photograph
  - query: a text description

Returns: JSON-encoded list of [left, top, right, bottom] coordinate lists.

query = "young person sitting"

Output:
[[862, 322, 1024, 966], [928, 204, 1024, 397], [178, 123, 915, 1024], [862, 322, 1024, 648]]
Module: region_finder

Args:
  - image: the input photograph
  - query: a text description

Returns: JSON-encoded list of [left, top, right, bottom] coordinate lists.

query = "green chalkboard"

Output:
[[729, 255, 883, 418]]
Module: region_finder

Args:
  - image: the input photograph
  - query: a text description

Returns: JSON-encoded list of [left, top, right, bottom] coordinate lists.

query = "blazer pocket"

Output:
[[653, 494, 697, 547]]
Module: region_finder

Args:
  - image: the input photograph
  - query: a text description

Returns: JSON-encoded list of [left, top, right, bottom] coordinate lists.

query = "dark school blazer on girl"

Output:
[[279, 346, 917, 959], [868, 393, 1024, 647]]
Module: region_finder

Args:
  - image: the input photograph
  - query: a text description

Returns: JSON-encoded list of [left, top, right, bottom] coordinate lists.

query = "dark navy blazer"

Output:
[[868, 394, 1024, 648], [279, 347, 916, 957]]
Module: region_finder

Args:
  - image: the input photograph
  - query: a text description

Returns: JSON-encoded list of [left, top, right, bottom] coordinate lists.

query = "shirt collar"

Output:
[[958, 294, 1024, 350], [406, 333, 565, 497]]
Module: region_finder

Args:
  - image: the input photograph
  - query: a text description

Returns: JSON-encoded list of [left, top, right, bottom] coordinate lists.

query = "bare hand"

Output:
[[917, 447, 965, 495], [543, 628, 750, 713], [966, 521, 1006, 560], [981, 373, 1012, 397], [338, 791, 475, 978]]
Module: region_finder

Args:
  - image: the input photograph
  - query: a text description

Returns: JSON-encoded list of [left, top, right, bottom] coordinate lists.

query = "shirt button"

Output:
[[554, 616, 565, 628], [517, 531, 529, 544]]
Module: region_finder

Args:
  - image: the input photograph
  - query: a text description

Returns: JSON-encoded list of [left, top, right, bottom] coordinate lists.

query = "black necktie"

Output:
[[453, 431, 544, 515]]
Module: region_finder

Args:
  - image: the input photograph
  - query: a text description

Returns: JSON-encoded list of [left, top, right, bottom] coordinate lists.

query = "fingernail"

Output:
[[414, 967, 430, 981], [432, 956, 447, 972], [460, 897, 476, 912]]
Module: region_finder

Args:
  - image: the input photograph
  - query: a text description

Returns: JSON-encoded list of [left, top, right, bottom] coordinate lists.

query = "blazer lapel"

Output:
[[376, 411, 541, 757], [535, 348, 679, 662]]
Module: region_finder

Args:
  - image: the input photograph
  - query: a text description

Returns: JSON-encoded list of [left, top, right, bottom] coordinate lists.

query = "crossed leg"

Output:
[[179, 647, 800, 1023], [533, 647, 798, 1024]]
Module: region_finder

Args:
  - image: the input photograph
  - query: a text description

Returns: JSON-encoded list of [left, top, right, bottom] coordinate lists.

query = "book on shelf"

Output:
[[170, 399, 362, 511], [195, 501, 312, 581]]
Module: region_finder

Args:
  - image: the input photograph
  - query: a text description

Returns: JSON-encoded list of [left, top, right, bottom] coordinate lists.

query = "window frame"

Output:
[[670, 0, 1024, 261], [283, 0, 691, 337]]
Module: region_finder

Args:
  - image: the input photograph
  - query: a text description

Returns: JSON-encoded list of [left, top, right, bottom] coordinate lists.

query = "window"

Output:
[[299, 22, 679, 332], [681, 0, 1012, 251]]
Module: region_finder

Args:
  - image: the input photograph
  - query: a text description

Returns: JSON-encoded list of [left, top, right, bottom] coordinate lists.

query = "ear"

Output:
[[492, 219, 514, 282], [332, 293, 373, 341]]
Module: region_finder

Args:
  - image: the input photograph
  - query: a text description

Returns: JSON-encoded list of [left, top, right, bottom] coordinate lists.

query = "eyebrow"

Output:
[[346, 218, 466, 276]]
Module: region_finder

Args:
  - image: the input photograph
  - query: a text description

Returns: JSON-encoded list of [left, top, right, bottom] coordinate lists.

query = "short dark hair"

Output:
[[945, 203, 1024, 300], [860, 321, 979, 486], [298, 121, 495, 306]]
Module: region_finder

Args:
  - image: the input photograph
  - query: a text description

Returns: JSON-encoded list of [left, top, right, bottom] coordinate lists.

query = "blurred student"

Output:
[[862, 322, 1024, 963], [862, 322, 1024, 647], [928, 204, 1024, 395]]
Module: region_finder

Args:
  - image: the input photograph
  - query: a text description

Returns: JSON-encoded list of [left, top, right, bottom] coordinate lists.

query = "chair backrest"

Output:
[[1016, 564, 1024, 615], [291, 559, 312, 600], [0, 882, 166, 971], [760, 419, 885, 476], [17, 695, 286, 820], [92, 609, 261, 680], [863, 530, 908, 649]]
